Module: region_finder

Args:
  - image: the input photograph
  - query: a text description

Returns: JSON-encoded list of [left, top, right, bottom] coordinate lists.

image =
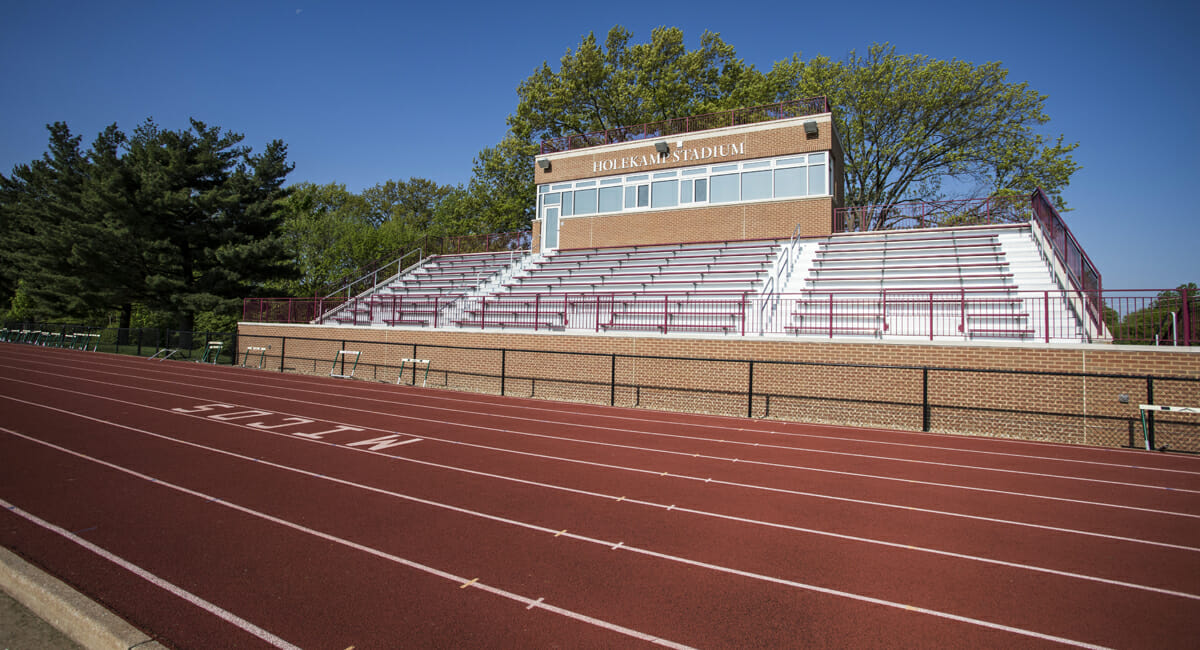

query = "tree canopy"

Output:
[[1, 119, 294, 330], [502, 28, 1079, 229]]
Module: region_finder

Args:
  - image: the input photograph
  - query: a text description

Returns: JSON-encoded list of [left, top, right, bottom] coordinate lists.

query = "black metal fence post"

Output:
[[922, 368, 931, 432], [500, 349, 507, 396], [747, 360, 755, 418], [610, 354, 617, 406], [1146, 376, 1155, 449], [279, 337, 286, 373]]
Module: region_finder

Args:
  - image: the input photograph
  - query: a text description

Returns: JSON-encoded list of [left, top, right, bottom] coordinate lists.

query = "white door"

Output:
[[541, 206, 559, 252]]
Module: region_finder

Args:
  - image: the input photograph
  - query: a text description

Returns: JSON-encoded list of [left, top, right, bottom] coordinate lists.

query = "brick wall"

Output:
[[558, 197, 833, 249], [238, 323, 1200, 452]]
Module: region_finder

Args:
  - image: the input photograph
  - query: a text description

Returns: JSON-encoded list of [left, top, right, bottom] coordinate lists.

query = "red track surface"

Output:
[[1, 341, 1198, 648]]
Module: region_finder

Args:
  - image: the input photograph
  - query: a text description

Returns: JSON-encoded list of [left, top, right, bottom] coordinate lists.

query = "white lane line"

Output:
[[3, 372, 1196, 520], [0, 498, 301, 650], [37, 346, 1189, 476], [0, 429, 692, 650], [9, 398, 1200, 600], [0, 425, 1113, 649], [6, 354, 1198, 483], [3, 390, 1198, 557]]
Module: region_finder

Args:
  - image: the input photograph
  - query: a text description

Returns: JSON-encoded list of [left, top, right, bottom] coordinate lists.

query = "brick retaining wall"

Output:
[[238, 323, 1200, 452]]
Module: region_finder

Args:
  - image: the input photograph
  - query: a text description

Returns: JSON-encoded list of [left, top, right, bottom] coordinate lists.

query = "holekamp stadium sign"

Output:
[[592, 142, 746, 173]]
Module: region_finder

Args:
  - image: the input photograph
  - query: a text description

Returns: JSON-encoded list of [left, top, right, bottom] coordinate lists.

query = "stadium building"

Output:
[[239, 98, 1199, 451]]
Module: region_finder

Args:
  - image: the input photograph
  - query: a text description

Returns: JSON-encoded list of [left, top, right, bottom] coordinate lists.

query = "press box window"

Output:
[[598, 186, 622, 213]]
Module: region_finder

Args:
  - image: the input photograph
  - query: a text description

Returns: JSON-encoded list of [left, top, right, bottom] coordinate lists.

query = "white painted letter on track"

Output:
[[172, 403, 234, 414]]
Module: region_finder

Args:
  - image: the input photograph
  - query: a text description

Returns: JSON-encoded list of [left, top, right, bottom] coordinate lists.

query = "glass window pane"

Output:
[[713, 164, 738, 173], [652, 180, 678, 208], [544, 192, 560, 205], [576, 180, 596, 188], [561, 191, 573, 216], [653, 170, 678, 178], [743, 161, 771, 170], [694, 178, 707, 202], [598, 186, 622, 213], [574, 188, 597, 215], [808, 163, 827, 195], [777, 157, 804, 166], [625, 186, 636, 208], [710, 174, 739, 203], [774, 167, 806, 198], [538, 185, 550, 194], [600, 178, 621, 185], [680, 180, 693, 204], [808, 152, 826, 164], [552, 183, 573, 190], [637, 185, 649, 207], [742, 170, 771, 200], [682, 168, 706, 176], [626, 174, 649, 182]]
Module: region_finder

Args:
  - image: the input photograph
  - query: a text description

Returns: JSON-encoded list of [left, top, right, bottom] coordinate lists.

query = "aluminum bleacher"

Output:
[[308, 224, 1090, 342], [457, 239, 786, 333], [319, 251, 521, 326], [783, 224, 1083, 340]]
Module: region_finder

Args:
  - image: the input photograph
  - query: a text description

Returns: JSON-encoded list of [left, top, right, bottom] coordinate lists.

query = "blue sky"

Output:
[[2, 0, 1197, 290]]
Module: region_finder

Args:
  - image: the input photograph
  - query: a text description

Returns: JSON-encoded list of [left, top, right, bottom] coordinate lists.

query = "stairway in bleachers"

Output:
[[322, 251, 520, 326], [784, 224, 1082, 341]]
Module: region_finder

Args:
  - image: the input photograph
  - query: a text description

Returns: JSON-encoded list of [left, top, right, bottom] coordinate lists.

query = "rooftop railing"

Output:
[[538, 97, 831, 155]]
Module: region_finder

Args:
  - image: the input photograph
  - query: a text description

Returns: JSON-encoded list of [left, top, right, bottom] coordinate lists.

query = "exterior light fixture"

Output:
[[654, 141, 670, 154], [537, 159, 551, 171], [803, 121, 819, 136]]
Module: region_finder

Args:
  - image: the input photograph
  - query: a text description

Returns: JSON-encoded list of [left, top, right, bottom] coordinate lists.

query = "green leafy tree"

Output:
[[123, 119, 294, 332], [361, 178, 453, 229], [278, 182, 380, 296], [504, 30, 1078, 231], [509, 26, 761, 144], [765, 44, 1079, 226], [0, 123, 99, 320]]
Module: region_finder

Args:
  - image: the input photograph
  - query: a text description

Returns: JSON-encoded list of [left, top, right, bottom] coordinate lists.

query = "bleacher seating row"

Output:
[[314, 226, 1086, 342]]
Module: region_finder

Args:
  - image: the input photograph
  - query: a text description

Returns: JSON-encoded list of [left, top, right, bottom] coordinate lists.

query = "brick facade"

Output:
[[238, 323, 1200, 453]]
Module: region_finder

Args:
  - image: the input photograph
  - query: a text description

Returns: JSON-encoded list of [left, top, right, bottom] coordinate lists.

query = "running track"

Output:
[[1, 342, 1198, 648]]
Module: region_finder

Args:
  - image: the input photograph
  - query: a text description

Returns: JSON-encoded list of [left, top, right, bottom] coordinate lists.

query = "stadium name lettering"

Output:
[[592, 142, 745, 173]]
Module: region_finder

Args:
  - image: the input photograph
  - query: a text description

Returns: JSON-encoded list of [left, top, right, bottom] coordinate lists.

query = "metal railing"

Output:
[[538, 97, 831, 154], [320, 230, 533, 299], [243, 288, 1196, 346], [833, 195, 1031, 232], [1030, 188, 1104, 334]]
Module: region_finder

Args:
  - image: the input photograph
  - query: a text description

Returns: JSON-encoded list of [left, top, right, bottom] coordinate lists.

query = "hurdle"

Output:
[[242, 346, 269, 369], [197, 341, 224, 364], [148, 348, 180, 361], [78, 333, 100, 351], [1139, 404, 1200, 451], [397, 358, 432, 386], [330, 350, 361, 379]]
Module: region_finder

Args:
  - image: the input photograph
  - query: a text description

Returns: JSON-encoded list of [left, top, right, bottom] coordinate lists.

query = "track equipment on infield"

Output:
[[242, 346, 268, 368], [148, 348, 180, 361], [77, 333, 100, 351], [198, 341, 224, 364], [1139, 404, 1200, 451], [398, 358, 431, 386], [330, 350, 361, 379]]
